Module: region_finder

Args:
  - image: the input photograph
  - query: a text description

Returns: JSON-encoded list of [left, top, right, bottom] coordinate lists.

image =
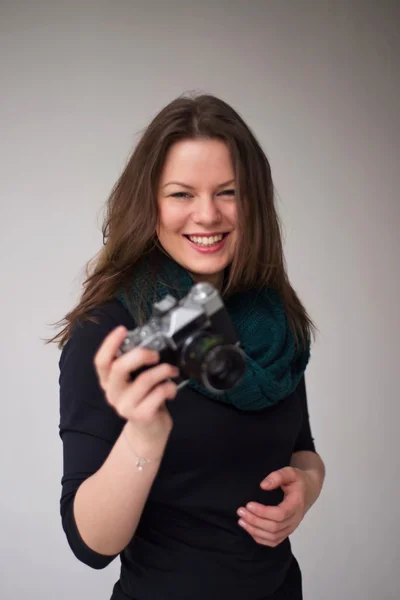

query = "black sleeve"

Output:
[[58, 301, 131, 569], [293, 376, 316, 453]]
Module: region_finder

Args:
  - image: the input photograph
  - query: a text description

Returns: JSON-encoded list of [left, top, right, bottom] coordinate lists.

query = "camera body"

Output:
[[119, 282, 246, 393]]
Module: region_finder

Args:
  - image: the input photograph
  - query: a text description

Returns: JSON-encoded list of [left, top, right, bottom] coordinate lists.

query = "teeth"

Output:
[[188, 234, 224, 246]]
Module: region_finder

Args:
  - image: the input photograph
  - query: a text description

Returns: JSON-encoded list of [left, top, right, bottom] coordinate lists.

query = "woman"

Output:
[[53, 93, 325, 599]]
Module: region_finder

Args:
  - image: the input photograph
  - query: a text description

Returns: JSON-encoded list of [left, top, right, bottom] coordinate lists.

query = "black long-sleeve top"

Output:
[[59, 299, 316, 600]]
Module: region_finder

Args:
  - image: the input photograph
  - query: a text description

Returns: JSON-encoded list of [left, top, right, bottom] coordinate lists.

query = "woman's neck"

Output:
[[189, 271, 223, 291]]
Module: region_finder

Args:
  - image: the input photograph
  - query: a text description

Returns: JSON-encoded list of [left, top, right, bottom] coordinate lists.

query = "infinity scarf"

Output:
[[118, 251, 310, 411]]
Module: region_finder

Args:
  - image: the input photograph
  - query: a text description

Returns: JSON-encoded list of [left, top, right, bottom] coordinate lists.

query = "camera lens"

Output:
[[203, 345, 246, 391], [180, 332, 246, 392]]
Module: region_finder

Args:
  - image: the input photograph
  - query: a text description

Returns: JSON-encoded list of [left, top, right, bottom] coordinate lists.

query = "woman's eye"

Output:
[[169, 189, 235, 199], [170, 192, 191, 199], [218, 189, 236, 197]]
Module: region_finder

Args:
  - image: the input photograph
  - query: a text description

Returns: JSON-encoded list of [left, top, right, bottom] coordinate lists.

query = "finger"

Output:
[[131, 363, 180, 404], [236, 508, 292, 533], [107, 347, 161, 398], [119, 380, 178, 422], [261, 467, 299, 491], [94, 326, 128, 387], [134, 381, 178, 420], [252, 528, 292, 547], [107, 360, 177, 411], [244, 497, 298, 522], [238, 520, 292, 546]]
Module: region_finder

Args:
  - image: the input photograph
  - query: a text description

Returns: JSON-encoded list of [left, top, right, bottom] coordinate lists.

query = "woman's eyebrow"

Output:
[[162, 179, 235, 189]]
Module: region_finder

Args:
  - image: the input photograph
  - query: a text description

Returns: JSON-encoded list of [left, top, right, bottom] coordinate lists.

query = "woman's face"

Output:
[[157, 138, 238, 289]]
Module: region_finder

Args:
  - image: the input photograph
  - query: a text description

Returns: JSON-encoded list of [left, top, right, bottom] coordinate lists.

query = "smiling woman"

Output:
[[49, 93, 325, 600], [50, 93, 314, 340]]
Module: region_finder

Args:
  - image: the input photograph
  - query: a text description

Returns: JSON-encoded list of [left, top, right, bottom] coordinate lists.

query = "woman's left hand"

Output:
[[236, 466, 318, 547]]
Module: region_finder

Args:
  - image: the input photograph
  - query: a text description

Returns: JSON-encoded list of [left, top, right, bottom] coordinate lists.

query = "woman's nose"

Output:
[[192, 196, 222, 225]]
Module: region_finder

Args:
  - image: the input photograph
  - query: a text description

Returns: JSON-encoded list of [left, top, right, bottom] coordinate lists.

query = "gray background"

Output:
[[1, 1, 399, 599]]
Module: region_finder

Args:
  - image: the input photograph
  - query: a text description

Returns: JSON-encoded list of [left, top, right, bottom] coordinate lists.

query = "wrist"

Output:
[[123, 421, 170, 464], [302, 468, 323, 511]]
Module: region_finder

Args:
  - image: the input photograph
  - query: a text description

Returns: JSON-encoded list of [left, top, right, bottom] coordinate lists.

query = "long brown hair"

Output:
[[48, 93, 315, 348]]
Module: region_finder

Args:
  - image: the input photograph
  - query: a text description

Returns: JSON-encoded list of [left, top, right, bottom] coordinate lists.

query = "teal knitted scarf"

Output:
[[119, 251, 310, 411]]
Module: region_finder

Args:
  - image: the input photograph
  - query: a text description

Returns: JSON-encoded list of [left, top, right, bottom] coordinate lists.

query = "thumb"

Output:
[[261, 467, 298, 490]]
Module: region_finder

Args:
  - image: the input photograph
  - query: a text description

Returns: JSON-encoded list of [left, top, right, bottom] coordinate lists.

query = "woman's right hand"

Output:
[[94, 325, 179, 441]]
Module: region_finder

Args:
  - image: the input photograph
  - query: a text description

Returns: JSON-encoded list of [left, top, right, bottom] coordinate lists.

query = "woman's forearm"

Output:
[[73, 422, 169, 556], [290, 450, 326, 510]]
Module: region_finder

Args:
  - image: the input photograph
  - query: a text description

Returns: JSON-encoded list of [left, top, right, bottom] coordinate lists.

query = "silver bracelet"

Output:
[[122, 429, 163, 471]]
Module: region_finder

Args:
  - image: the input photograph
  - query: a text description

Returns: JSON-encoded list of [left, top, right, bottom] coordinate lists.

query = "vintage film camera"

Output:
[[119, 282, 246, 393]]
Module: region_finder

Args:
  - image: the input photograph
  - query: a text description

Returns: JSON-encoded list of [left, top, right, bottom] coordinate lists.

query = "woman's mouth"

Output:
[[183, 232, 229, 253]]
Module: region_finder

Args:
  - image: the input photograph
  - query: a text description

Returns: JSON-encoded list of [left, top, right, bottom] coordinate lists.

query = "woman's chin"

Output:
[[185, 261, 229, 288]]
